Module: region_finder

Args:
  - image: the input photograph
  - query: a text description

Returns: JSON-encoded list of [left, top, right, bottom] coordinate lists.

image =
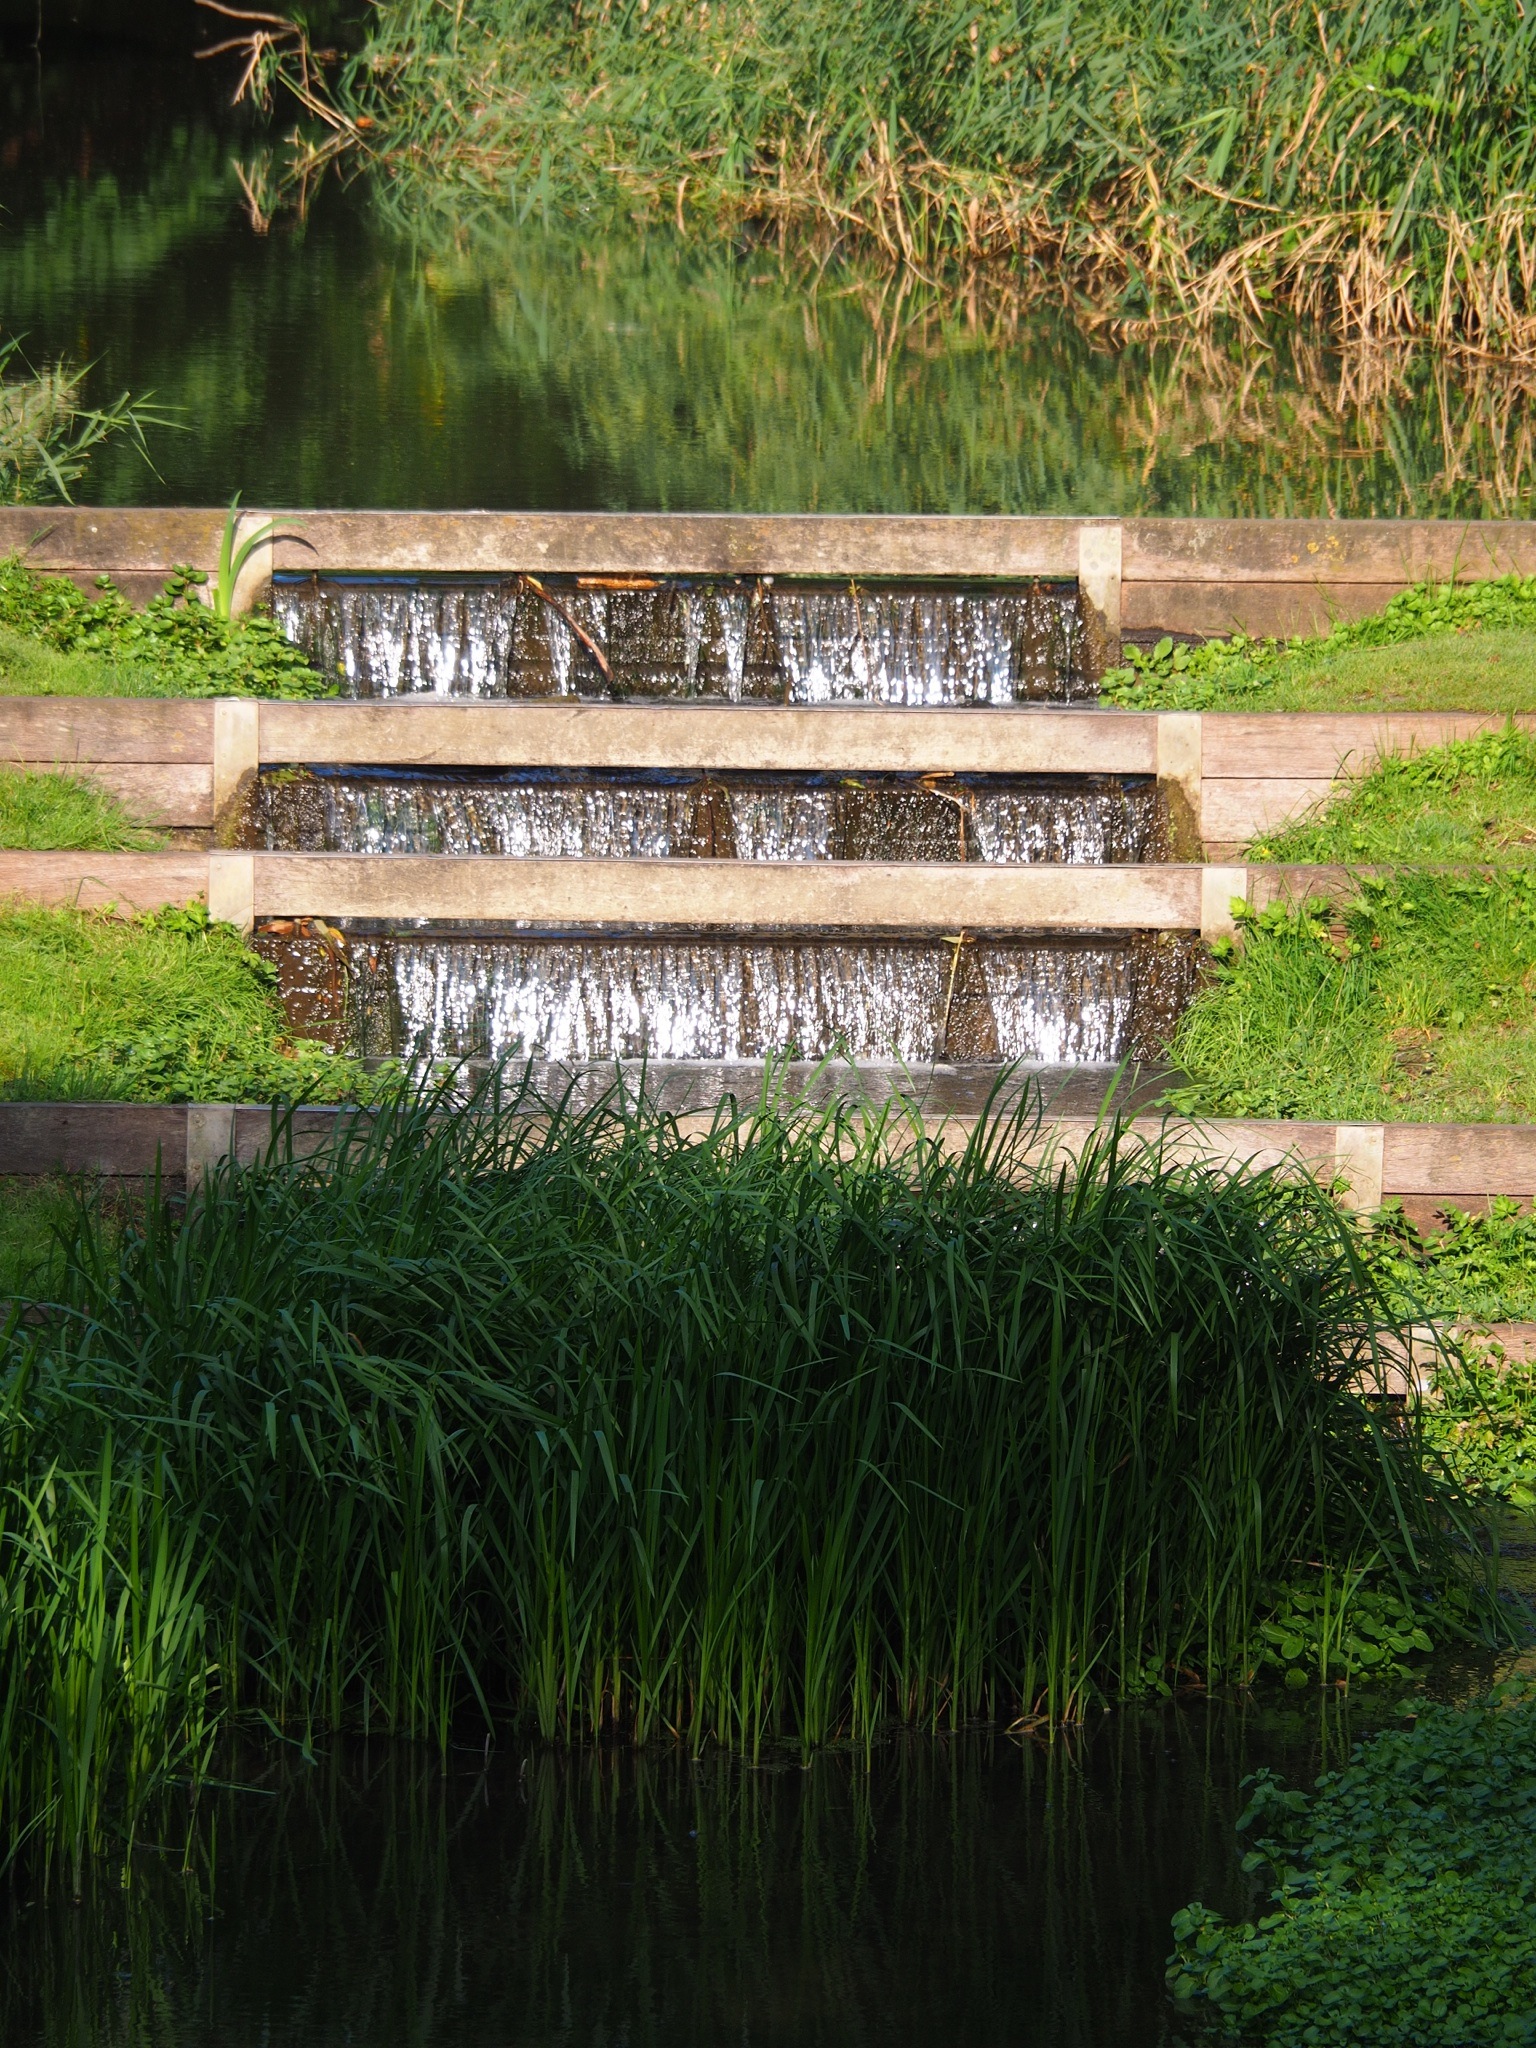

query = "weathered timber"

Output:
[[257, 702, 1162, 774], [0, 851, 208, 911], [0, 699, 214, 763], [247, 853, 1207, 931]]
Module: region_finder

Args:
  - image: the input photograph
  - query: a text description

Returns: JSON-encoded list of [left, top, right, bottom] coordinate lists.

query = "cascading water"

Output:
[[327, 930, 1200, 1069], [256, 571, 1194, 1083], [271, 575, 1088, 704], [241, 769, 1168, 866]]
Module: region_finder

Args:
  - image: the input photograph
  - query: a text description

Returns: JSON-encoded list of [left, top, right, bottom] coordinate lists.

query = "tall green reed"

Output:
[[0, 1074, 1484, 1875]]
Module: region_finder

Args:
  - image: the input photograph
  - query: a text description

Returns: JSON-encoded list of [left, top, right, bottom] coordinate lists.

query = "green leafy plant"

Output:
[[1169, 1695, 1536, 2048], [209, 494, 284, 624], [1253, 1576, 1435, 1691], [0, 555, 332, 700]]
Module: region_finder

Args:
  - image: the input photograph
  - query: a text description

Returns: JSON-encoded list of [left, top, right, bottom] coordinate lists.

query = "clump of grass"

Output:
[[253, 1, 1536, 356], [1255, 727, 1536, 866], [0, 558, 333, 702], [0, 1075, 1493, 1875], [1103, 575, 1536, 711], [1167, 873, 1536, 1123], [1169, 1695, 1536, 2048], [0, 336, 162, 506], [0, 766, 166, 852], [0, 902, 371, 1103]]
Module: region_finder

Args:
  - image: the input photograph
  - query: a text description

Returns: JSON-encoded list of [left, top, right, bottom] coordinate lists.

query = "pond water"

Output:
[[2, 1702, 1386, 2048], [2, 47, 1534, 518]]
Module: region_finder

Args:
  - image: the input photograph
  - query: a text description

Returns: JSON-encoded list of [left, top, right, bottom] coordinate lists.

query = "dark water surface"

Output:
[[3, 1703, 1386, 2048], [2, 50, 1534, 517]]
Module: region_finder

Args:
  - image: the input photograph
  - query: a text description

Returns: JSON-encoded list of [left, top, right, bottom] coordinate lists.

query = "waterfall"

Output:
[[272, 576, 1089, 703]]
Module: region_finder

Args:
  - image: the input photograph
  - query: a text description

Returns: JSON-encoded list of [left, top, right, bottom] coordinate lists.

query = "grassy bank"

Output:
[[1170, 1696, 1536, 2048], [1103, 575, 1536, 712], [1254, 727, 1536, 866], [0, 558, 332, 700], [0, 1081, 1489, 1879], [1168, 874, 1536, 1123], [288, 1, 1536, 356], [0, 902, 369, 1102]]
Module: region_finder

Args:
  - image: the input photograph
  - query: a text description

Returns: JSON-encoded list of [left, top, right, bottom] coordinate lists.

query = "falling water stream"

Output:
[[272, 576, 1088, 704]]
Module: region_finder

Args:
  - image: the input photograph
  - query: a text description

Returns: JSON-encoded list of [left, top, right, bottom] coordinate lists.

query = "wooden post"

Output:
[[1076, 523, 1122, 680], [212, 699, 260, 821], [184, 1105, 235, 1186], [1200, 865, 1248, 940], [1156, 711, 1203, 851], [1334, 1124, 1385, 1212], [207, 851, 255, 934]]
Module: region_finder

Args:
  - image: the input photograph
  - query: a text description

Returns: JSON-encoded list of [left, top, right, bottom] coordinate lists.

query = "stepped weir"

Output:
[[12, 505, 1536, 1161], [251, 565, 1191, 1085]]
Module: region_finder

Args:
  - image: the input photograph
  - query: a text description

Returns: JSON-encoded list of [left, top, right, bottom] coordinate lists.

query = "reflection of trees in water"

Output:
[[386, 203, 1536, 518], [0, 1709, 1356, 2048]]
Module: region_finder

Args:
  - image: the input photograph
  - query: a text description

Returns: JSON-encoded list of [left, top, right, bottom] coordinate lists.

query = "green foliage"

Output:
[[1253, 1577, 1435, 1691], [0, 335, 163, 506], [0, 765, 165, 852], [329, 0, 1536, 350], [1368, 1198, 1536, 1328], [0, 557, 332, 702], [1168, 873, 1536, 1123], [1169, 1696, 1536, 2047], [1255, 726, 1536, 865], [1424, 1334, 1536, 1510], [0, 902, 372, 1104], [1102, 576, 1536, 709], [0, 1080, 1488, 1874]]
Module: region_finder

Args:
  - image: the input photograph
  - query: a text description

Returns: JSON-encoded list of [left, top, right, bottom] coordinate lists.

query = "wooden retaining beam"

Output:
[[7, 508, 1536, 656], [0, 1099, 1530, 1226], [0, 848, 1344, 937], [5, 699, 1530, 852]]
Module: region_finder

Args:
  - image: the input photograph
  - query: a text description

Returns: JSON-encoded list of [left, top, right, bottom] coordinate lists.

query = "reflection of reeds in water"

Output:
[[0, 1710, 1377, 2046]]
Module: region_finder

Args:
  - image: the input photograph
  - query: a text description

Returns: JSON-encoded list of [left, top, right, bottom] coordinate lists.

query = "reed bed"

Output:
[[0, 1076, 1481, 1878], [245, 0, 1536, 357]]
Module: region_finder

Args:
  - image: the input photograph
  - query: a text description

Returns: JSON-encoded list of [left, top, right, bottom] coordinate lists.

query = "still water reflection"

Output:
[[2, 1704, 1378, 2048], [1, 52, 1534, 517]]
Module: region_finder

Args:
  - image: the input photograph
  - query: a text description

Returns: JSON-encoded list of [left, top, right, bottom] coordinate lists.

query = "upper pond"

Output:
[[2, 48, 1534, 518]]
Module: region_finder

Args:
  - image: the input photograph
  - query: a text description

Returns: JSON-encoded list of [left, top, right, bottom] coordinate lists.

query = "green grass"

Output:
[[1170, 1695, 1536, 2048], [1104, 575, 1536, 711], [0, 765, 165, 851], [1255, 728, 1536, 865], [0, 902, 372, 1103], [0, 558, 333, 702], [0, 1077, 1494, 1880], [1167, 874, 1536, 1124], [300, 1, 1536, 354]]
